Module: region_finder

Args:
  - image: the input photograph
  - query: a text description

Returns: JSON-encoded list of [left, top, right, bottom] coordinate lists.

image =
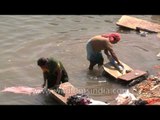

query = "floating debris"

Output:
[[157, 52, 160, 57], [116, 15, 160, 33], [133, 75, 160, 101], [139, 31, 148, 37], [98, 80, 107, 83], [115, 89, 138, 105]]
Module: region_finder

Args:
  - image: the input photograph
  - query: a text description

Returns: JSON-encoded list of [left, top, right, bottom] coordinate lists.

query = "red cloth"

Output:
[[101, 33, 121, 43], [146, 98, 160, 104]]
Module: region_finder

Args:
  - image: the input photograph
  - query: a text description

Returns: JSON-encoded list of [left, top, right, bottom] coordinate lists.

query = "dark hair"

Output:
[[37, 57, 47, 66]]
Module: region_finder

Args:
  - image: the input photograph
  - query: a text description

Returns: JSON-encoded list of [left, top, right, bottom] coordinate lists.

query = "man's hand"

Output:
[[117, 62, 124, 68]]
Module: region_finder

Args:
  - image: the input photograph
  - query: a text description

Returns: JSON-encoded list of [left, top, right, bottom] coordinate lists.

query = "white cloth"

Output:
[[88, 99, 109, 105]]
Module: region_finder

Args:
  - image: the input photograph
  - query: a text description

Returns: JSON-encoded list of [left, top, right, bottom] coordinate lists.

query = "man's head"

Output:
[[37, 57, 47, 66], [101, 32, 121, 44], [37, 57, 48, 72]]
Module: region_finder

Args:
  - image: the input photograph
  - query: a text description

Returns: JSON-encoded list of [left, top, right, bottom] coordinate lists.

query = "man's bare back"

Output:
[[90, 35, 112, 52]]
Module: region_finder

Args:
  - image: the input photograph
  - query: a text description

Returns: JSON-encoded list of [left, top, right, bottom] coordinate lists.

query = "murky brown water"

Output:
[[0, 15, 160, 105]]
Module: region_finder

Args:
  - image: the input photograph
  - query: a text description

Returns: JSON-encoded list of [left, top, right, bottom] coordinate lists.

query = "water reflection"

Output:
[[151, 15, 160, 23]]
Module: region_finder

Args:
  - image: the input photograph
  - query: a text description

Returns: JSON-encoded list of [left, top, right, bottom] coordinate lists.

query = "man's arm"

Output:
[[42, 73, 47, 88], [54, 62, 62, 87], [108, 48, 124, 67], [104, 39, 124, 68], [104, 41, 116, 61], [104, 49, 110, 58], [104, 39, 113, 59]]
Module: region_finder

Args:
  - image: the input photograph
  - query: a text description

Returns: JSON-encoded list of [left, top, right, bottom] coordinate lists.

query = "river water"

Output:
[[0, 15, 160, 105]]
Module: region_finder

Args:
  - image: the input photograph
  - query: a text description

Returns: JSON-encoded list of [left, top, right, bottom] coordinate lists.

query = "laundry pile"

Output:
[[67, 93, 109, 105]]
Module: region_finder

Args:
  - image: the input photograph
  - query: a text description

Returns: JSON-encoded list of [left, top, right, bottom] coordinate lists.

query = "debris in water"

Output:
[[98, 80, 106, 83], [157, 52, 160, 57], [140, 31, 148, 37]]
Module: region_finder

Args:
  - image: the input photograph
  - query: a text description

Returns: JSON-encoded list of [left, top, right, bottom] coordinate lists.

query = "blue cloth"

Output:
[[108, 57, 123, 71], [86, 40, 103, 64]]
